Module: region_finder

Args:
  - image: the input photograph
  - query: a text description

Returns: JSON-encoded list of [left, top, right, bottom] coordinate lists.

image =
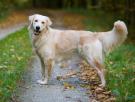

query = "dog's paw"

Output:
[[37, 79, 48, 85]]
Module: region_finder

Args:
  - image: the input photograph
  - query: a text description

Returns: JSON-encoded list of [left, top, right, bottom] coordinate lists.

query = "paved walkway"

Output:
[[17, 56, 90, 102], [0, 23, 27, 40]]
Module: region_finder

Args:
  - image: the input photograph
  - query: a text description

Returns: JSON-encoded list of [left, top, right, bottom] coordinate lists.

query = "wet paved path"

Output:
[[17, 56, 90, 102]]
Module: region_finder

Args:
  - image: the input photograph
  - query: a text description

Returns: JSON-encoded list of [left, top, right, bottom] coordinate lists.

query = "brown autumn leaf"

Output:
[[91, 99, 98, 102], [63, 82, 75, 90], [60, 62, 69, 68], [102, 91, 111, 95], [97, 94, 106, 99], [105, 97, 116, 102], [95, 87, 104, 93], [56, 76, 63, 81], [63, 71, 77, 79], [57, 71, 77, 81]]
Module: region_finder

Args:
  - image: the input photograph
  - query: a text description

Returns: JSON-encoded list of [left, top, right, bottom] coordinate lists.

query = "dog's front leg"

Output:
[[44, 59, 53, 84], [37, 58, 53, 85], [37, 58, 47, 85]]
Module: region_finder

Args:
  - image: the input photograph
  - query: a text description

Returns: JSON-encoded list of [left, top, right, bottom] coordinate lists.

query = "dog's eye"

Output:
[[42, 22, 45, 24], [35, 20, 38, 22]]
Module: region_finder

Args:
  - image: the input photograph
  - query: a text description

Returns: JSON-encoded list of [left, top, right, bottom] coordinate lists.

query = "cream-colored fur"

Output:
[[28, 14, 128, 87]]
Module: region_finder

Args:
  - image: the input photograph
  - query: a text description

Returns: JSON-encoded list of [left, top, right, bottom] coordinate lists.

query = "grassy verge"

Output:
[[105, 45, 135, 101], [0, 28, 32, 102], [66, 9, 135, 101]]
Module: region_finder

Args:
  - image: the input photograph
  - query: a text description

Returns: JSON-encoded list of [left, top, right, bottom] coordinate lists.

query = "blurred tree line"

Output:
[[0, 0, 135, 27]]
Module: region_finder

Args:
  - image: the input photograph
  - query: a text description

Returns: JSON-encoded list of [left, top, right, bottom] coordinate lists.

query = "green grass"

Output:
[[0, 27, 32, 102], [67, 9, 135, 102], [106, 45, 135, 101]]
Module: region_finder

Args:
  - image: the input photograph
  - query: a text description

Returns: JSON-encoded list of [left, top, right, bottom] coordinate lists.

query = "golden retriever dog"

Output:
[[28, 14, 128, 87]]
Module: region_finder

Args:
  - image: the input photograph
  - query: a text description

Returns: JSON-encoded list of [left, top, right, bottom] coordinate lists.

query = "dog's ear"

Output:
[[28, 15, 35, 30], [46, 17, 52, 26]]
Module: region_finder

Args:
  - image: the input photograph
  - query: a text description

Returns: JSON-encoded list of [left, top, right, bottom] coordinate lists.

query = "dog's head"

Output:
[[28, 14, 52, 35]]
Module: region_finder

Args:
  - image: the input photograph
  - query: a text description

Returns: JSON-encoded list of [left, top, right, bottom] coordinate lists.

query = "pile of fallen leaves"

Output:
[[79, 60, 116, 102]]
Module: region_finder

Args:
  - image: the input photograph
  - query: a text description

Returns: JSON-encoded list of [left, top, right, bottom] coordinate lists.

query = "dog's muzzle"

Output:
[[34, 30, 41, 35], [34, 26, 41, 35]]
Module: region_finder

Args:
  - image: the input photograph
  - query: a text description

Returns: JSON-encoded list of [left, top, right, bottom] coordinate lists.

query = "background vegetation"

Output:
[[0, 0, 135, 40]]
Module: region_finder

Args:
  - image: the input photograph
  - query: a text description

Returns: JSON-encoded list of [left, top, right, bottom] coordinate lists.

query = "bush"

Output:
[[0, 0, 11, 18]]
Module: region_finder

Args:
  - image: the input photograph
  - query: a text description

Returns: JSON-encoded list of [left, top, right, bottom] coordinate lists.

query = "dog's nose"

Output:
[[36, 26, 40, 31]]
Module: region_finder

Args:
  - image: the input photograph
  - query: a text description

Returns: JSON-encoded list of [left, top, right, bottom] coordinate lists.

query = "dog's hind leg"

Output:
[[87, 59, 106, 87], [82, 39, 106, 87]]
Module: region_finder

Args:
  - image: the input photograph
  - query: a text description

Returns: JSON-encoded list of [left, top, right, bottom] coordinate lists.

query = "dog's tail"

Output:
[[98, 20, 128, 54]]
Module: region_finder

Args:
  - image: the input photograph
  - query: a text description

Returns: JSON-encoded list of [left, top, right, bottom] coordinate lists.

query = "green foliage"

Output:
[[0, 0, 31, 18], [105, 45, 135, 101], [12, 0, 32, 9], [0, 28, 32, 102], [0, 0, 11, 18]]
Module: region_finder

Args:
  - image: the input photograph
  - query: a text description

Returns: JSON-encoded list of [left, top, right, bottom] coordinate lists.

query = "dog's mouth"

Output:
[[34, 30, 41, 35]]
